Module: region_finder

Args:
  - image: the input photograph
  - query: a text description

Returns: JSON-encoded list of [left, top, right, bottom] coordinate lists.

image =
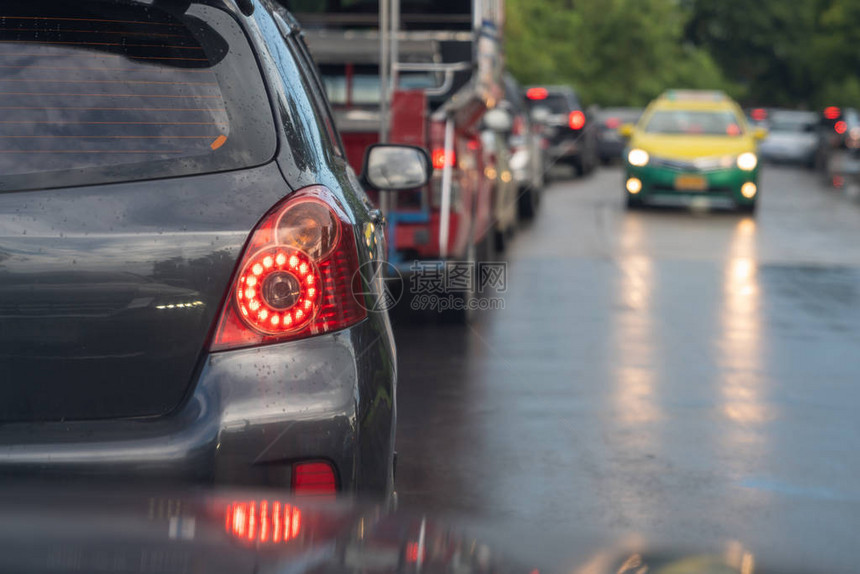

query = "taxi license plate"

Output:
[[675, 175, 707, 191]]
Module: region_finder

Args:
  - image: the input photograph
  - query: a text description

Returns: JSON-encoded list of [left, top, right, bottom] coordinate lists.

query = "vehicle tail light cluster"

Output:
[[605, 117, 620, 129], [432, 147, 456, 170], [292, 461, 337, 498], [526, 87, 548, 100], [568, 110, 586, 130], [225, 501, 302, 543], [211, 185, 367, 351], [835, 120, 848, 135], [824, 106, 841, 120], [751, 108, 767, 121]]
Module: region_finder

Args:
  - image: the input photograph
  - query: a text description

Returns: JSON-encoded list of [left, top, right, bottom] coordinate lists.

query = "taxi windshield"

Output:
[[644, 109, 744, 136]]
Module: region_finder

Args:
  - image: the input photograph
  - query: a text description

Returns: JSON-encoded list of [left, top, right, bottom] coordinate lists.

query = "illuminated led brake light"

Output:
[[568, 110, 586, 130], [211, 185, 367, 351], [432, 147, 456, 170], [225, 501, 302, 543]]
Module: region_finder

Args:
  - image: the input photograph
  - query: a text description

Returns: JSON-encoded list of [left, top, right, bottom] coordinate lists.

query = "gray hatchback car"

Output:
[[0, 0, 430, 498]]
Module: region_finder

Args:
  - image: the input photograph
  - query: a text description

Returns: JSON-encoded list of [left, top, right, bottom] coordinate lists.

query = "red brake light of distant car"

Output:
[[432, 147, 456, 169], [568, 110, 586, 130], [226, 501, 302, 543], [605, 117, 620, 129], [726, 123, 741, 136], [526, 87, 548, 100], [406, 542, 426, 563], [292, 461, 337, 498], [835, 120, 848, 134], [751, 108, 767, 121], [210, 185, 367, 352], [824, 106, 841, 120]]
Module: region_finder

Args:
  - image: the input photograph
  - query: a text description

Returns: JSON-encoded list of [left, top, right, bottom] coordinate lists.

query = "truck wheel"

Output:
[[518, 186, 539, 220], [438, 229, 491, 325]]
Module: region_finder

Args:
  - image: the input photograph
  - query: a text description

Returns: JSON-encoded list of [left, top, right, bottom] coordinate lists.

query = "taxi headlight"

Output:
[[737, 152, 758, 171], [628, 148, 650, 167]]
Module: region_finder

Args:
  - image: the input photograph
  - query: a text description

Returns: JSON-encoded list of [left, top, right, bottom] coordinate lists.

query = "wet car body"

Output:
[[0, 0, 396, 497]]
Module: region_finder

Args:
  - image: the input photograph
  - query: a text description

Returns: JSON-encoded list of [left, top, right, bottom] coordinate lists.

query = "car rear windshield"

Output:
[[529, 93, 574, 114], [0, 1, 276, 192], [769, 113, 816, 133], [644, 110, 744, 136]]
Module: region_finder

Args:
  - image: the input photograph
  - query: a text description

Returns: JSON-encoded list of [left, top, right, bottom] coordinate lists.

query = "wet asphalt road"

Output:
[[392, 166, 860, 571]]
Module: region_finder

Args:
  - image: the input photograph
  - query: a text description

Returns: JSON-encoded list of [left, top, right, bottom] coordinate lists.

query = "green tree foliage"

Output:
[[505, 0, 732, 106], [685, 0, 860, 107], [506, 0, 860, 108]]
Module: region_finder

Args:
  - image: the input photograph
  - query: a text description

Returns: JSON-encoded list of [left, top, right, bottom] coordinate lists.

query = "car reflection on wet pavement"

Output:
[[393, 166, 860, 572]]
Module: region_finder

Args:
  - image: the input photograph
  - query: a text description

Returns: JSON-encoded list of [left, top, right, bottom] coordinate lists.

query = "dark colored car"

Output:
[[525, 85, 600, 176], [596, 107, 643, 164], [815, 107, 860, 186], [0, 0, 431, 498]]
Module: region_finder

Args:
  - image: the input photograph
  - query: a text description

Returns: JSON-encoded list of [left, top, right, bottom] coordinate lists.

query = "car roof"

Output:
[[526, 85, 579, 96], [649, 98, 738, 113]]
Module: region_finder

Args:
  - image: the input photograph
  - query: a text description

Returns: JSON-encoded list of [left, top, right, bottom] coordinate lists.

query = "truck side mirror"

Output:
[[361, 144, 433, 191]]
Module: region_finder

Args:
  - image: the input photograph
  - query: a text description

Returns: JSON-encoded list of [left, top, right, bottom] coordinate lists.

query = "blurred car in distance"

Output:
[[758, 110, 818, 167], [480, 110, 519, 253], [621, 90, 765, 213], [818, 107, 860, 187], [0, 0, 432, 498], [525, 85, 600, 176], [503, 73, 545, 219], [596, 107, 643, 164]]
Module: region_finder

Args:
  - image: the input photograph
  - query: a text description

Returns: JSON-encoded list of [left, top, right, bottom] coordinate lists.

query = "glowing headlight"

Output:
[[627, 149, 650, 167], [737, 152, 758, 171]]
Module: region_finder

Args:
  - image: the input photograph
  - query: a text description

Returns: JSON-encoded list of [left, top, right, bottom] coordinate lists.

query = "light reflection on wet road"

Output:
[[393, 166, 860, 571]]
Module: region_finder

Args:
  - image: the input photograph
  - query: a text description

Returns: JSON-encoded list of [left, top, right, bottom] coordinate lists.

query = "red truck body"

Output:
[[298, 0, 504, 267]]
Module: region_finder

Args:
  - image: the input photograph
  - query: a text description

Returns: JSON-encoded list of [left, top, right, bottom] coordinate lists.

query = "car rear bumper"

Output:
[[625, 164, 758, 204], [0, 318, 396, 497]]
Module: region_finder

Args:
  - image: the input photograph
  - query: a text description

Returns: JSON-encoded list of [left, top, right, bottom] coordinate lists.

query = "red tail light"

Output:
[[211, 185, 367, 351], [292, 461, 337, 498], [605, 117, 620, 129], [431, 147, 456, 170], [824, 106, 841, 120], [526, 87, 548, 100], [568, 110, 586, 130], [225, 501, 302, 543], [751, 108, 767, 121], [406, 542, 426, 563], [835, 120, 848, 134]]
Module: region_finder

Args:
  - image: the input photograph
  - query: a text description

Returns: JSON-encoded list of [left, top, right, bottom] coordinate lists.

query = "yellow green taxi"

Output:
[[620, 90, 766, 213]]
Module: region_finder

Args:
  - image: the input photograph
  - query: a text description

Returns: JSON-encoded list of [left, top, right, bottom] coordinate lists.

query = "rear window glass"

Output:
[[527, 93, 576, 114], [0, 1, 276, 192], [644, 109, 744, 136]]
